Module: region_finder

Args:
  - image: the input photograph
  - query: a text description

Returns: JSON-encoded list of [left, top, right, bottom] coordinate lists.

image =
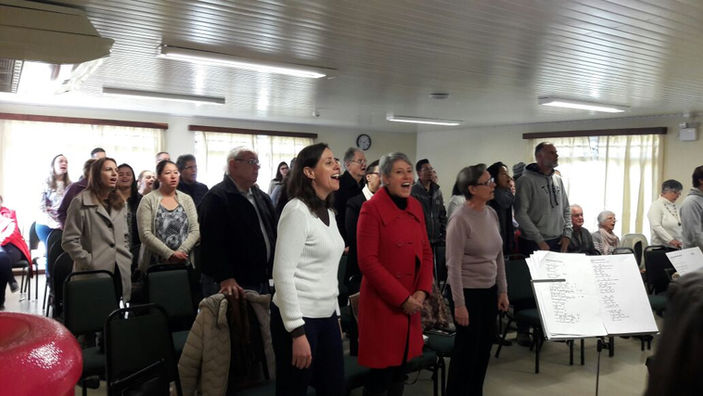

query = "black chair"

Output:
[[46, 229, 63, 259], [146, 264, 197, 356], [63, 269, 119, 396], [495, 258, 581, 373], [12, 223, 41, 300], [644, 245, 677, 295], [425, 331, 454, 396], [50, 251, 74, 318], [105, 303, 183, 396], [44, 239, 65, 314]]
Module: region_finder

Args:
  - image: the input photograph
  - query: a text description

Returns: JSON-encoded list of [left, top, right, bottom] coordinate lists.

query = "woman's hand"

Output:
[[292, 334, 312, 369], [168, 251, 188, 263], [401, 295, 423, 315], [454, 306, 469, 327], [498, 293, 510, 312], [669, 239, 683, 249]]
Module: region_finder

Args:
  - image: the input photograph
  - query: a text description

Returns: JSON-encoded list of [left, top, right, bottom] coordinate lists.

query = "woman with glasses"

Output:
[[268, 161, 290, 195], [592, 210, 620, 255], [356, 152, 433, 396], [445, 164, 509, 395], [136, 160, 199, 272], [647, 179, 684, 249]]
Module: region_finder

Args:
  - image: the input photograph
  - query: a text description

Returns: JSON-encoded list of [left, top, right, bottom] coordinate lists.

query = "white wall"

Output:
[[417, 114, 703, 201], [0, 103, 417, 172]]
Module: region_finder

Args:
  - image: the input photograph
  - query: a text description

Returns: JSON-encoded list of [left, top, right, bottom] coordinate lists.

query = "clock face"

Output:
[[356, 134, 371, 150]]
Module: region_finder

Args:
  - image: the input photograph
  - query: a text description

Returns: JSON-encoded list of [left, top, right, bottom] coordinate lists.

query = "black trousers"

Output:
[[270, 303, 344, 396], [0, 243, 21, 306], [446, 286, 497, 396]]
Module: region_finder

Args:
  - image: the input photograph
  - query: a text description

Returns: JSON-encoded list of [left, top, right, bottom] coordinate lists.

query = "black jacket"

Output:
[[198, 175, 277, 287], [333, 171, 363, 245], [344, 192, 367, 286], [410, 181, 447, 245], [177, 180, 210, 207]]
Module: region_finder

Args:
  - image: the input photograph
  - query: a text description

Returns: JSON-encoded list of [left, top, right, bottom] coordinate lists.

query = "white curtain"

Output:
[[0, 120, 164, 235], [193, 131, 313, 192], [529, 135, 662, 239]]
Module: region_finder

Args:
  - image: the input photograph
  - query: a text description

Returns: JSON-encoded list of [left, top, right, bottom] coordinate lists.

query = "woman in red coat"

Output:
[[1, 194, 32, 309], [357, 152, 434, 396]]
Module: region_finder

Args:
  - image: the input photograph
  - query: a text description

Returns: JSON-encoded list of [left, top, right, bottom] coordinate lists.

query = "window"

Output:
[[193, 131, 313, 192], [529, 134, 662, 239], [0, 119, 164, 235]]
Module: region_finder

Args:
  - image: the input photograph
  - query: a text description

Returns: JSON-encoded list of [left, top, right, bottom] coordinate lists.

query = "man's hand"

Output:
[[292, 335, 312, 369], [538, 241, 550, 251], [559, 237, 570, 252], [498, 293, 510, 312], [219, 278, 245, 299], [454, 306, 469, 327], [401, 295, 423, 315]]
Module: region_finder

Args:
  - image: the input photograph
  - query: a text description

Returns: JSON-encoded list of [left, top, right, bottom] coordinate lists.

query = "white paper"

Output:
[[666, 247, 703, 277], [525, 251, 658, 339]]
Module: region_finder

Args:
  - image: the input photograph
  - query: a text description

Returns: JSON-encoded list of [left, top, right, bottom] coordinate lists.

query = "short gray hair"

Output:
[[226, 146, 255, 174], [597, 210, 615, 224], [456, 164, 487, 200], [379, 152, 412, 183], [343, 147, 362, 164], [570, 204, 583, 213]]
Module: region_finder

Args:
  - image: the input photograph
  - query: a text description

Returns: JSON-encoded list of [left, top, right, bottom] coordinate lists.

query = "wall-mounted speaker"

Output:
[[679, 127, 697, 141]]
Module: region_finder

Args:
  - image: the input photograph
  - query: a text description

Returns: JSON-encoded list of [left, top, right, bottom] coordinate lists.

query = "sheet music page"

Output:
[[666, 247, 703, 277], [529, 252, 607, 338], [590, 254, 658, 335]]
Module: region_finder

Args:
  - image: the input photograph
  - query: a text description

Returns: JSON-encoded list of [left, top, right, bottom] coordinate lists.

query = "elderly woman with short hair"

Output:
[[357, 152, 433, 396], [647, 179, 684, 249], [592, 210, 620, 255], [445, 164, 509, 395]]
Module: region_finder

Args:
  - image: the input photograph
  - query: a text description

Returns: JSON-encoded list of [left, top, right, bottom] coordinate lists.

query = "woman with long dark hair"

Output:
[[136, 160, 199, 272], [62, 157, 132, 300], [117, 163, 142, 272], [268, 161, 290, 195], [356, 152, 434, 396], [271, 143, 345, 395], [37, 154, 72, 248]]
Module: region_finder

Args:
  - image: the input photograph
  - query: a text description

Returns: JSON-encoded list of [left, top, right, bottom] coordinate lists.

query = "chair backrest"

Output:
[[52, 252, 76, 317], [505, 258, 534, 304], [146, 265, 196, 331], [105, 304, 182, 396], [64, 270, 119, 335], [28, 221, 40, 251], [644, 245, 676, 294], [612, 247, 635, 255], [621, 233, 648, 267], [46, 229, 63, 255], [47, 240, 64, 276], [338, 255, 349, 305]]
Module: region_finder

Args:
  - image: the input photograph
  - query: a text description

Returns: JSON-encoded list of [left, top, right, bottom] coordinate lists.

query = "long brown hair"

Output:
[[87, 157, 124, 210], [287, 143, 334, 213], [46, 154, 72, 190]]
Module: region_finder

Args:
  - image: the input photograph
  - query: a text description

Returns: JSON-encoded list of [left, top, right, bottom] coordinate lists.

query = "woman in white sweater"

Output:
[[647, 179, 684, 248], [271, 143, 345, 396]]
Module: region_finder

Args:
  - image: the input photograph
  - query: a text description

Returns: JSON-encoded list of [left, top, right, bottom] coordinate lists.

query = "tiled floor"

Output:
[[3, 277, 657, 395]]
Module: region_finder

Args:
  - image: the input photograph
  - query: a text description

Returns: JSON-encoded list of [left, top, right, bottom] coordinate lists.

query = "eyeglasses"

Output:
[[184, 165, 197, 170], [349, 159, 366, 166], [235, 158, 260, 166], [366, 172, 379, 176], [474, 177, 495, 186]]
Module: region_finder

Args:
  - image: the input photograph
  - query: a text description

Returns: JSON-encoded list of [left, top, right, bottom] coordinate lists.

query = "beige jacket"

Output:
[[61, 190, 132, 300], [178, 291, 274, 396], [136, 189, 199, 272]]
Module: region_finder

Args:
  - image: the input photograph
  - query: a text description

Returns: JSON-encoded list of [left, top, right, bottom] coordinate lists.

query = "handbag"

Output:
[[421, 282, 455, 332]]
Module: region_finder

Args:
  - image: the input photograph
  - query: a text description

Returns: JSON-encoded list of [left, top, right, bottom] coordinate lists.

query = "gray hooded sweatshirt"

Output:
[[514, 163, 572, 243], [680, 187, 703, 251]]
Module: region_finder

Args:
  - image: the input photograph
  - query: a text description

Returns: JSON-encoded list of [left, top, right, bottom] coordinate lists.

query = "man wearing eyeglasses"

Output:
[[333, 147, 367, 249], [198, 147, 277, 299], [176, 154, 209, 207]]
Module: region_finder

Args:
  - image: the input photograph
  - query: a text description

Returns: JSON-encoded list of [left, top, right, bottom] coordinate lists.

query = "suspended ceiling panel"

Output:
[[3, 0, 703, 131]]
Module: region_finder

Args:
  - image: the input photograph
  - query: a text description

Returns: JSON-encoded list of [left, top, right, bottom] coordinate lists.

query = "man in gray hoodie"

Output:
[[680, 165, 703, 251], [515, 142, 572, 256]]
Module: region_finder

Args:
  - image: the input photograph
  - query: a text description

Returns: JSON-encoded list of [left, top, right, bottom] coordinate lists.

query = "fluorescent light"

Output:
[[102, 87, 225, 104], [386, 114, 462, 126], [538, 97, 629, 113], [158, 45, 333, 79]]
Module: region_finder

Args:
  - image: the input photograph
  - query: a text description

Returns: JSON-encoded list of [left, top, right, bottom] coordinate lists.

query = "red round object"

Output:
[[0, 313, 83, 396]]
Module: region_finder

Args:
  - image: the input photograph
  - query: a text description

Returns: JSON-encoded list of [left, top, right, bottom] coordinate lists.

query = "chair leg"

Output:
[[26, 269, 31, 301], [43, 279, 49, 310], [608, 336, 614, 357], [568, 340, 574, 365], [495, 318, 513, 358], [439, 356, 446, 396], [580, 339, 585, 365], [34, 266, 39, 300]]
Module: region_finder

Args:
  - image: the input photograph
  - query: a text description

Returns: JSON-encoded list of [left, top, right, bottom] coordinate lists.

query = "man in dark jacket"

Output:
[[411, 159, 447, 246], [333, 147, 366, 247], [176, 154, 209, 207], [198, 147, 277, 298], [568, 204, 596, 254]]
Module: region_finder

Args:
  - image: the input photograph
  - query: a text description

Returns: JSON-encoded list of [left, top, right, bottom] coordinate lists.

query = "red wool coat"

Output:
[[356, 187, 434, 368]]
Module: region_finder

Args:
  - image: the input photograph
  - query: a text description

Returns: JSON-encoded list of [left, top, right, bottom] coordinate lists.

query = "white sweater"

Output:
[[272, 198, 345, 332]]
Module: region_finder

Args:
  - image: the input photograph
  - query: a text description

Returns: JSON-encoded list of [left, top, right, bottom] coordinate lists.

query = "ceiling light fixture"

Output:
[[538, 97, 629, 113], [158, 45, 333, 79], [386, 114, 462, 126], [102, 87, 225, 104]]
